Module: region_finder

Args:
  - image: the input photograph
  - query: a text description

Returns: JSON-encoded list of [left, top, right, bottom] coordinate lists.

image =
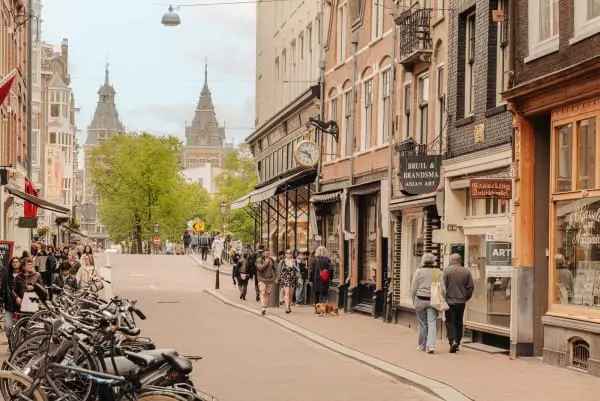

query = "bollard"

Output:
[[215, 267, 220, 290]]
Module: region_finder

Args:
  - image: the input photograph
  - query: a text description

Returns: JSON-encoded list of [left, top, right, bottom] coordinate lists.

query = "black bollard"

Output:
[[215, 267, 220, 290]]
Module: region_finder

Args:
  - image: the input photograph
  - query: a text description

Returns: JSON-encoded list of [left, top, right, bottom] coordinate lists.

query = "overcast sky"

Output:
[[42, 0, 256, 146]]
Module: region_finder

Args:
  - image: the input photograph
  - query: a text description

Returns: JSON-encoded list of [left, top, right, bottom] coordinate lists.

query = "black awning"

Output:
[[63, 225, 89, 238], [5, 185, 70, 215]]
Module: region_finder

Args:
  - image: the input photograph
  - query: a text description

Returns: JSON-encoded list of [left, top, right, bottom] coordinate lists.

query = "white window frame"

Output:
[[571, 0, 600, 45], [362, 79, 374, 151], [371, 0, 384, 40], [464, 11, 475, 116], [327, 97, 338, 162], [403, 78, 412, 139], [526, 0, 559, 63], [417, 72, 429, 144], [343, 90, 352, 157], [378, 67, 392, 145], [275, 57, 280, 80], [337, 2, 347, 64], [436, 64, 446, 141]]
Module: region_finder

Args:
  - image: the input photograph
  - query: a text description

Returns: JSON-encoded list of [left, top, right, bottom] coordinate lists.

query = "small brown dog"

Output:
[[314, 303, 339, 316]]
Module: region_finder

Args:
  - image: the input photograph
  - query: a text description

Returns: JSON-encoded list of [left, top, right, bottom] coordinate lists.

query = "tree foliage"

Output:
[[89, 133, 209, 249]]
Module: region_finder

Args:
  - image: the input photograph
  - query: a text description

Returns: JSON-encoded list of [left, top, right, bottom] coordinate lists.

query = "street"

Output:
[[110, 254, 436, 401]]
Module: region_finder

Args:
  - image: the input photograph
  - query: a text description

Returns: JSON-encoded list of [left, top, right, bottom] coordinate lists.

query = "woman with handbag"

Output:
[[279, 250, 298, 313], [410, 253, 446, 354], [1, 257, 25, 337]]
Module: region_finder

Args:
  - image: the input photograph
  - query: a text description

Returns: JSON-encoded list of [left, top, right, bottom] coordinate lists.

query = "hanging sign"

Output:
[[399, 154, 442, 195], [470, 178, 512, 199]]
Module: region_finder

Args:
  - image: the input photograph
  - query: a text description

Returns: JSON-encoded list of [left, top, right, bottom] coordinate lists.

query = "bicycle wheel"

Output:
[[8, 333, 97, 401], [0, 370, 47, 401], [137, 391, 189, 401], [8, 316, 31, 353]]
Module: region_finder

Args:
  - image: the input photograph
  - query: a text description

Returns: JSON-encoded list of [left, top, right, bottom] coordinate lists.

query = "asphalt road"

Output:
[[110, 254, 436, 401]]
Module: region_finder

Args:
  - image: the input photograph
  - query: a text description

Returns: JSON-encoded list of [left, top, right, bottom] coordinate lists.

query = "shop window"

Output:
[[555, 124, 573, 192], [571, 339, 590, 371], [577, 118, 596, 190], [466, 190, 509, 217]]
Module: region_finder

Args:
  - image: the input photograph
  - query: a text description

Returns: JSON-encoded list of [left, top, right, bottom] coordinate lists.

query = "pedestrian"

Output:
[[183, 231, 192, 254], [231, 252, 240, 286], [443, 253, 474, 353], [295, 250, 308, 304], [212, 235, 224, 268], [235, 252, 252, 300], [199, 234, 210, 261], [83, 245, 95, 266], [76, 254, 97, 288], [248, 248, 260, 302], [411, 253, 445, 354], [44, 246, 57, 287], [34, 244, 48, 280], [1, 257, 25, 337], [56, 261, 78, 289], [17, 257, 43, 314], [279, 250, 298, 313], [311, 246, 331, 303], [256, 249, 276, 315], [68, 251, 81, 275]]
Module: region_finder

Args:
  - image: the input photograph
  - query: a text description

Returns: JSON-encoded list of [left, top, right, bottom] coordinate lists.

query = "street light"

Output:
[[154, 223, 160, 234], [161, 5, 181, 27]]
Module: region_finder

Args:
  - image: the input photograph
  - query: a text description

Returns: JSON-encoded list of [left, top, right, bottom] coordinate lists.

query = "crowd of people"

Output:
[[228, 245, 332, 316], [0, 243, 99, 337]]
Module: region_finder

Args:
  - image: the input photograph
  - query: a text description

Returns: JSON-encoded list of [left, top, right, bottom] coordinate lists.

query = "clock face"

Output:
[[295, 140, 319, 168]]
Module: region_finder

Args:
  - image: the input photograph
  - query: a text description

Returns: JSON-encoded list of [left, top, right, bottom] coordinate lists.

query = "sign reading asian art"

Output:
[[399, 154, 442, 195], [470, 178, 512, 199]]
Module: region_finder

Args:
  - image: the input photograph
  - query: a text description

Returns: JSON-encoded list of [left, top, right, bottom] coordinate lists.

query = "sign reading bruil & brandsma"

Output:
[[399, 154, 442, 195]]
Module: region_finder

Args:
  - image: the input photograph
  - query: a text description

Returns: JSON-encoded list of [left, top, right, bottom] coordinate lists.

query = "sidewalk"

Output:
[[191, 254, 599, 401]]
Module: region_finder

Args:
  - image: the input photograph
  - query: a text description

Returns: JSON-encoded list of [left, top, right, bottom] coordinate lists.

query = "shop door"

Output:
[[358, 195, 378, 283]]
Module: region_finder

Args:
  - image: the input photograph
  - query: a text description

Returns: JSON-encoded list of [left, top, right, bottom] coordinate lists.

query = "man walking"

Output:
[[443, 253, 474, 353], [183, 231, 192, 255], [256, 248, 276, 315], [199, 235, 209, 261]]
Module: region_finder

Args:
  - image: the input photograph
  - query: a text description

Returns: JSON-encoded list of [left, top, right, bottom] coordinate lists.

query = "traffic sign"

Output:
[[193, 220, 205, 234]]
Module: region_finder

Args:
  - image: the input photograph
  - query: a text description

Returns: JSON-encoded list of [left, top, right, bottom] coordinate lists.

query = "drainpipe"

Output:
[[316, 0, 325, 194], [26, 0, 32, 179]]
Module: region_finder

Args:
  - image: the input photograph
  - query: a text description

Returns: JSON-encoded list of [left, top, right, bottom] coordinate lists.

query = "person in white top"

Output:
[[76, 254, 96, 288]]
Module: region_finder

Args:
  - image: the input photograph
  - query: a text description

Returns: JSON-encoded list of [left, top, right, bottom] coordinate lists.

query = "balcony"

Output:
[[396, 6, 433, 69]]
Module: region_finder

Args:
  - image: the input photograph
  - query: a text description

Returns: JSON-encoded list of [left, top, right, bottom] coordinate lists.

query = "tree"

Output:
[[89, 133, 208, 252], [207, 149, 257, 244]]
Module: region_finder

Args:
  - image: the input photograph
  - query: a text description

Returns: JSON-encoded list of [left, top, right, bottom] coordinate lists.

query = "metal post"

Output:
[[307, 186, 311, 253], [27, 0, 32, 179], [267, 199, 271, 253], [285, 189, 289, 250], [294, 188, 298, 250], [215, 265, 220, 289]]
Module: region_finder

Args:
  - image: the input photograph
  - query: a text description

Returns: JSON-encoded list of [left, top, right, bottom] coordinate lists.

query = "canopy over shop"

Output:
[[232, 169, 317, 254]]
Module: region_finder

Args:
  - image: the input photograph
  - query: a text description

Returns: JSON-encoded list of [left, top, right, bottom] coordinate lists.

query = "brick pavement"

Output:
[[192, 255, 600, 401]]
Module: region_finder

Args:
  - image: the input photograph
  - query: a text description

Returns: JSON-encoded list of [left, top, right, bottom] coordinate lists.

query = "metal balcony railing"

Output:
[[396, 7, 433, 67]]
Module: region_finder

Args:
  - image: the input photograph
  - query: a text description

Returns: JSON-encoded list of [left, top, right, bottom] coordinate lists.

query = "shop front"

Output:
[[440, 145, 514, 346]]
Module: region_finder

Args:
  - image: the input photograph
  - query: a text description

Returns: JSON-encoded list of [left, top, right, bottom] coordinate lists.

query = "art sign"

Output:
[[399, 154, 442, 195], [485, 241, 512, 278], [470, 179, 512, 199]]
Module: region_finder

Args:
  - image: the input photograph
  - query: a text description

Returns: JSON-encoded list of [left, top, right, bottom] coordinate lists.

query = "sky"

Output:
[[42, 0, 256, 146]]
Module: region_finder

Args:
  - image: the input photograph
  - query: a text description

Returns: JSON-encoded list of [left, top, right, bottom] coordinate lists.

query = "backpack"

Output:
[[319, 268, 330, 284]]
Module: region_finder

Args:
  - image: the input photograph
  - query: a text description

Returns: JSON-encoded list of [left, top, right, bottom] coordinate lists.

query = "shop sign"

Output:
[[470, 178, 512, 199], [399, 154, 442, 195], [18, 217, 38, 228], [485, 241, 512, 278]]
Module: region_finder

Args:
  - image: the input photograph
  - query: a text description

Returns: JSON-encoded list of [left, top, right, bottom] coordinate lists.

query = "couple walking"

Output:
[[411, 253, 474, 354], [255, 248, 299, 315]]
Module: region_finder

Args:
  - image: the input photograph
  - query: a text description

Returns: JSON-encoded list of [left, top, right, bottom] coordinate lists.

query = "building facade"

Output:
[[182, 65, 226, 169], [504, 0, 600, 375], [181, 163, 222, 194], [82, 65, 125, 246]]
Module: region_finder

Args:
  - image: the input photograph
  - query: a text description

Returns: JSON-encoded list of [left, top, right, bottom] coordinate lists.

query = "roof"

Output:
[[86, 64, 125, 145]]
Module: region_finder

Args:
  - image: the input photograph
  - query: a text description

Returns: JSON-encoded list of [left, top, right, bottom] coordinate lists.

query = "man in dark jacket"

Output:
[[443, 253, 474, 353], [183, 231, 192, 254]]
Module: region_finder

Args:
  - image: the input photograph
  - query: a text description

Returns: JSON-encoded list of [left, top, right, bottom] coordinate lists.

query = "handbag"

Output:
[[20, 291, 40, 313], [430, 271, 449, 312]]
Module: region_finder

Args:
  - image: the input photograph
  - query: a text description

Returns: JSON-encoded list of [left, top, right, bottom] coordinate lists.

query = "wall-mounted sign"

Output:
[[485, 241, 512, 278], [399, 154, 442, 195], [18, 217, 38, 228], [470, 178, 512, 199], [474, 124, 485, 144]]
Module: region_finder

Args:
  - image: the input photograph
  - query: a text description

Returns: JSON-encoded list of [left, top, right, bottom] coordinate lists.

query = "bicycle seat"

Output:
[[125, 348, 177, 369], [103, 356, 141, 379], [162, 352, 193, 374]]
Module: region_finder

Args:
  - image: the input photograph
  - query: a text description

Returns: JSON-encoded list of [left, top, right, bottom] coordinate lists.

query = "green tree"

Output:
[[89, 133, 208, 252], [208, 149, 257, 244]]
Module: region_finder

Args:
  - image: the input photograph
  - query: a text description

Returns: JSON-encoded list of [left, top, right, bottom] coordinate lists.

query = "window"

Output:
[[327, 98, 338, 161], [275, 57, 280, 80], [556, 124, 573, 192], [380, 69, 391, 145], [49, 132, 56, 144], [466, 190, 509, 217], [50, 104, 59, 117], [299, 33, 304, 61], [527, 0, 559, 62], [496, 0, 509, 105], [307, 24, 313, 53], [343, 90, 352, 156], [362, 79, 373, 151], [572, 0, 600, 44], [404, 82, 412, 138], [436, 0, 445, 19], [464, 11, 476, 116], [291, 40, 296, 67], [371, 0, 384, 40], [417, 73, 429, 144], [337, 3, 347, 63], [577, 118, 596, 190], [317, 16, 321, 44], [282, 50, 287, 74], [436, 65, 446, 140], [257, 160, 263, 181]]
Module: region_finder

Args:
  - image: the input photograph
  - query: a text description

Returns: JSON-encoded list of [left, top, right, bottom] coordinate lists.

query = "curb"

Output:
[[189, 254, 232, 275], [203, 288, 472, 401]]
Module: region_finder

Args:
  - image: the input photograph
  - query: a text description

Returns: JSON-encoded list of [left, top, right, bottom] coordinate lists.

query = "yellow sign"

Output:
[[193, 220, 205, 234]]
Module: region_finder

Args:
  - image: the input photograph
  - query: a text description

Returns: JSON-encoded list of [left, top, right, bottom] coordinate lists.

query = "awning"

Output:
[[5, 185, 70, 215], [310, 191, 341, 203], [389, 193, 436, 212], [62, 225, 89, 238], [231, 169, 317, 208]]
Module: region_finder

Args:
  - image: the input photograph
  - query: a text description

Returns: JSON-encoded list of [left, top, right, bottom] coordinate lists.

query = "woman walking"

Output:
[[311, 246, 331, 303], [279, 250, 298, 313], [1, 257, 25, 336], [411, 253, 445, 354], [235, 253, 252, 300], [76, 254, 97, 288], [83, 245, 95, 267]]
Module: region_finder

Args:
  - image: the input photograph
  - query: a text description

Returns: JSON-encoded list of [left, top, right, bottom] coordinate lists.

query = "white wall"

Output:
[[181, 164, 222, 194]]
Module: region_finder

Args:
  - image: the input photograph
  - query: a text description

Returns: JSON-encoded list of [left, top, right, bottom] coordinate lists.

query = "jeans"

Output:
[[4, 310, 15, 338], [415, 305, 438, 351], [295, 280, 305, 304], [200, 247, 208, 261], [445, 303, 466, 346], [238, 279, 249, 300], [258, 282, 273, 309]]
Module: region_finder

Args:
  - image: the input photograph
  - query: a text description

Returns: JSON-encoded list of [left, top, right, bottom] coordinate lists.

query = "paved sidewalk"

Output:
[[191, 254, 600, 401]]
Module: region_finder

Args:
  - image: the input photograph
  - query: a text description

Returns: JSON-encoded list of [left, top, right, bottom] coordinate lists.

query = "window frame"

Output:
[[403, 79, 412, 139], [495, 0, 510, 105], [464, 11, 476, 116], [526, 0, 559, 63], [337, 2, 347, 64], [436, 64, 446, 142], [343, 90, 352, 157], [371, 0, 384, 40], [417, 72, 429, 144], [379, 67, 392, 145], [362, 78, 374, 151], [571, 0, 600, 45]]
